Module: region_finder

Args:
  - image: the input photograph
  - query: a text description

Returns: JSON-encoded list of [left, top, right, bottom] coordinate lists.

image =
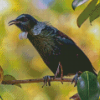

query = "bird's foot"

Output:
[[19, 32, 28, 40], [72, 71, 82, 87], [42, 76, 54, 88], [72, 72, 78, 87]]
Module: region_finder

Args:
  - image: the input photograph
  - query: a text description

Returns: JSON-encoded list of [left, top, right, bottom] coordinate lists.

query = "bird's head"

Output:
[[8, 14, 37, 32]]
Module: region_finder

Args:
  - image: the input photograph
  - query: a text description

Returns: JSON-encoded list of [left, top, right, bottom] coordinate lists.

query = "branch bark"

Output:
[[2, 77, 74, 85], [1, 78, 81, 100]]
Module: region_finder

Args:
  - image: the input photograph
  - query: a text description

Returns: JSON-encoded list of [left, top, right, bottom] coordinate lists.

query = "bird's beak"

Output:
[[8, 19, 20, 26]]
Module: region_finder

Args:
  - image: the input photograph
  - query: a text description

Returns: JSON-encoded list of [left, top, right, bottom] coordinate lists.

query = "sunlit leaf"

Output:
[[72, 0, 88, 10], [3, 75, 21, 88], [0, 66, 3, 84], [77, 71, 99, 100], [90, 3, 100, 23], [77, 0, 98, 27]]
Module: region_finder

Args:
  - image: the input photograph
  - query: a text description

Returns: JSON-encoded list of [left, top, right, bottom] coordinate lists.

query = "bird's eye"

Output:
[[24, 17, 28, 21], [19, 17, 28, 22]]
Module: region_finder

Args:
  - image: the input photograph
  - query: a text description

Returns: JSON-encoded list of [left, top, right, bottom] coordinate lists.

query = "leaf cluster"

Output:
[[72, 0, 100, 27]]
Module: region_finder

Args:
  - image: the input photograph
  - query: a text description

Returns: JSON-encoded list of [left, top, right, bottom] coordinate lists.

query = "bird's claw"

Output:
[[42, 76, 51, 88], [72, 73, 78, 87]]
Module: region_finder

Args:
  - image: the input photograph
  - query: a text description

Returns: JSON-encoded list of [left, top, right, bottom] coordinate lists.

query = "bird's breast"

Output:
[[28, 32, 61, 57]]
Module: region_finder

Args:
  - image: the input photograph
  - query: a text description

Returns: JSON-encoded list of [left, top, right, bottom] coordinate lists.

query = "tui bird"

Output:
[[8, 14, 97, 86]]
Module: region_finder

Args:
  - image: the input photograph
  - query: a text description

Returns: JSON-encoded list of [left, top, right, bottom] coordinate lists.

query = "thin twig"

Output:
[[1, 78, 74, 85]]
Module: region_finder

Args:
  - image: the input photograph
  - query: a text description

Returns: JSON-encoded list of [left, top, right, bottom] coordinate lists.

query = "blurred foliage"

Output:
[[0, 0, 100, 100]]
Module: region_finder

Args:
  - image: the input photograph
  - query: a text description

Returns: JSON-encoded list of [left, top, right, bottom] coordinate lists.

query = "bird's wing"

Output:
[[56, 31, 96, 73], [56, 31, 76, 46]]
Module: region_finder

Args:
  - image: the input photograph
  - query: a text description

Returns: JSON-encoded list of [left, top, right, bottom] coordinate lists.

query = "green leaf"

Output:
[[72, 0, 88, 10], [77, 71, 99, 100], [97, 71, 100, 84], [97, 71, 100, 96], [3, 75, 21, 88], [77, 0, 98, 27], [90, 3, 100, 23]]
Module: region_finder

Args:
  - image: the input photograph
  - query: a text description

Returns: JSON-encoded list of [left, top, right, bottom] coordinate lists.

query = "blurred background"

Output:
[[0, 0, 100, 100]]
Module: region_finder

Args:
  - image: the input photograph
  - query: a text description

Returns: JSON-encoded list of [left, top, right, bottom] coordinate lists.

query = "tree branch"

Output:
[[1, 78, 81, 100], [2, 78, 74, 85]]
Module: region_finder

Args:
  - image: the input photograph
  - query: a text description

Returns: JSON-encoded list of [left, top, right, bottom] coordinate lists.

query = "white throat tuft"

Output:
[[19, 32, 28, 40]]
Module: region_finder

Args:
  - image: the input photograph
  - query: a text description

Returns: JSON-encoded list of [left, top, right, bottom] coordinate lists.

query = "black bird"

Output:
[[8, 14, 97, 86]]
